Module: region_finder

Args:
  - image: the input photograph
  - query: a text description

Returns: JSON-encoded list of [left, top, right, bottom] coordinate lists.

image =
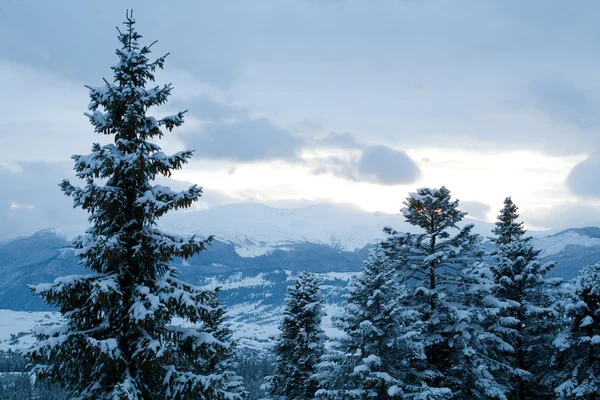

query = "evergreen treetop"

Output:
[[491, 197, 531, 247]]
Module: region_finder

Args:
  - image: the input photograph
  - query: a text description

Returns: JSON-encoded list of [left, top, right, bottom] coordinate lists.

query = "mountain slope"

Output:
[[159, 202, 497, 256], [0, 223, 600, 348]]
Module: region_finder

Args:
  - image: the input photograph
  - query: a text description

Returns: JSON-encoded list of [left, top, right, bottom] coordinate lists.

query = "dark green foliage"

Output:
[[0, 350, 66, 400], [234, 350, 274, 400]]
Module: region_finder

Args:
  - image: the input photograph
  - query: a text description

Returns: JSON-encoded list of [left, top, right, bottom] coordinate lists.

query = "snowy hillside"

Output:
[[0, 271, 349, 353], [0, 216, 599, 354], [533, 227, 600, 257]]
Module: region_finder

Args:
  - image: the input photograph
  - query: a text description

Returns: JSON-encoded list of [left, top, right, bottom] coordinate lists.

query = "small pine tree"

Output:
[[489, 197, 559, 399], [28, 11, 244, 399], [202, 291, 247, 398], [552, 264, 600, 399], [396, 187, 507, 399], [315, 246, 423, 399], [263, 270, 327, 400]]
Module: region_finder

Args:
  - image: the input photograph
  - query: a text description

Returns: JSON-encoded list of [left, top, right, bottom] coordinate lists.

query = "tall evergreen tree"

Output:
[[489, 197, 559, 400], [315, 246, 423, 399], [28, 12, 244, 399], [552, 264, 600, 399], [394, 187, 508, 399], [263, 270, 326, 400]]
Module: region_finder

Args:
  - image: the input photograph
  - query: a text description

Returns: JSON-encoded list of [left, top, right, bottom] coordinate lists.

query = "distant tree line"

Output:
[[0, 350, 66, 400]]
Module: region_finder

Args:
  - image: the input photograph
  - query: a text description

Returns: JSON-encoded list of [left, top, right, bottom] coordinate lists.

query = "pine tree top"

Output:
[[491, 197, 529, 246], [402, 186, 467, 235]]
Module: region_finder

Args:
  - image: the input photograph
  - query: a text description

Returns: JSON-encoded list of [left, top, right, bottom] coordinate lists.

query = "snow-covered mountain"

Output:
[[159, 202, 497, 257], [42, 202, 504, 257], [0, 203, 599, 352]]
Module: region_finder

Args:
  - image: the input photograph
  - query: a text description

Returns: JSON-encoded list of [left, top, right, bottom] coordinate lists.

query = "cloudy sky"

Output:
[[1, 0, 599, 236]]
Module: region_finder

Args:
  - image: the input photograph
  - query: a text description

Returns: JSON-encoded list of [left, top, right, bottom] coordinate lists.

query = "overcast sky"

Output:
[[1, 0, 600, 236]]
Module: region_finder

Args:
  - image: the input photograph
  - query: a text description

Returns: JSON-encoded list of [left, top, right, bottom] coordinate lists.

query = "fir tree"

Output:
[[394, 187, 507, 399], [315, 246, 424, 399], [263, 270, 326, 400], [489, 197, 559, 400], [552, 264, 600, 399], [28, 11, 244, 399]]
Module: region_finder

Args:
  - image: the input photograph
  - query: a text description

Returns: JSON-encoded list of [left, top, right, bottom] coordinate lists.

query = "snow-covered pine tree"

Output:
[[27, 12, 244, 400], [552, 264, 600, 399], [202, 290, 247, 398], [395, 187, 508, 399], [489, 197, 559, 400], [263, 270, 326, 400], [315, 246, 424, 399]]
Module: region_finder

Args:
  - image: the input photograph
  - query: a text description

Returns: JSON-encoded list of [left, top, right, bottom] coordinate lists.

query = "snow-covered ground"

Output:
[[0, 304, 345, 354], [201, 272, 273, 291], [0, 269, 352, 354], [0, 310, 61, 352], [533, 230, 600, 257]]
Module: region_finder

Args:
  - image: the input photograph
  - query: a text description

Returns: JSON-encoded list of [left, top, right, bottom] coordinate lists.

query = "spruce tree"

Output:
[[315, 246, 424, 399], [395, 187, 507, 399], [262, 270, 326, 400], [489, 197, 559, 400], [552, 264, 600, 399], [28, 11, 244, 399]]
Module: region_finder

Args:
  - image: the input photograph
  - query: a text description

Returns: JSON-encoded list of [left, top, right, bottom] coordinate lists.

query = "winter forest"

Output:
[[2, 7, 600, 400]]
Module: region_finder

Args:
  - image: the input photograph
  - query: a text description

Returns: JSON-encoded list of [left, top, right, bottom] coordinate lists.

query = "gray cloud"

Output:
[[461, 200, 492, 220], [527, 201, 600, 231], [183, 118, 304, 162], [3, 1, 600, 232], [531, 80, 600, 131], [314, 132, 363, 149], [312, 156, 357, 180], [313, 145, 420, 185], [0, 161, 239, 239], [566, 154, 600, 197], [0, 2, 240, 88], [357, 146, 420, 185], [2, 1, 600, 158], [172, 94, 249, 122], [0, 162, 86, 238]]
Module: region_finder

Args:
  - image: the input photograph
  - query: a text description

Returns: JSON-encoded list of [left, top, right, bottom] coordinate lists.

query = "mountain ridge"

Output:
[[0, 222, 598, 351]]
